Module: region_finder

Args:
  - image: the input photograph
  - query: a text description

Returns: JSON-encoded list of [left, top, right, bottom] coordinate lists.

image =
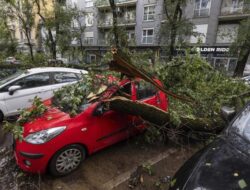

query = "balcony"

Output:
[[96, 0, 109, 8], [98, 19, 113, 28], [98, 18, 136, 28], [116, 0, 137, 6], [194, 8, 210, 17], [219, 2, 250, 20], [96, 0, 137, 9], [98, 39, 110, 46]]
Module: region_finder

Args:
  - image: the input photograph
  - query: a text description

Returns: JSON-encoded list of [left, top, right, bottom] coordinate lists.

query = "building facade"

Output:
[[68, 0, 250, 74]]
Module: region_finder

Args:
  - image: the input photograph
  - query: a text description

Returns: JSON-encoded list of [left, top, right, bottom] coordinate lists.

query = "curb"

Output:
[[102, 148, 177, 190]]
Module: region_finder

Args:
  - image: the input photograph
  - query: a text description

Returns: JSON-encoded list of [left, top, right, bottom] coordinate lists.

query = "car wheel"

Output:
[[49, 144, 85, 176]]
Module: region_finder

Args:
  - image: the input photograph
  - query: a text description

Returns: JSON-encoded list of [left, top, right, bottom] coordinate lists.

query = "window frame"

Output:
[[1, 72, 53, 92], [85, 12, 94, 27], [143, 5, 156, 21], [135, 81, 158, 100], [52, 72, 80, 84], [190, 24, 208, 44], [194, 0, 212, 17], [85, 0, 93, 7], [142, 28, 154, 44]]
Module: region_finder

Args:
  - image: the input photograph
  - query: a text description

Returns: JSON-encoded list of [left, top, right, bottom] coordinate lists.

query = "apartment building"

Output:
[[69, 0, 250, 74]]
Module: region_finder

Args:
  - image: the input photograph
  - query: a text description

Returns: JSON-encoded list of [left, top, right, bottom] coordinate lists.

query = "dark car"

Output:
[[170, 104, 250, 190]]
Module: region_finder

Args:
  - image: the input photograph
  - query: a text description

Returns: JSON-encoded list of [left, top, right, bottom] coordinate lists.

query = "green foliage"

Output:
[[161, 0, 195, 60], [52, 75, 92, 117], [3, 97, 47, 140], [142, 163, 154, 176], [52, 72, 117, 117], [154, 55, 250, 127]]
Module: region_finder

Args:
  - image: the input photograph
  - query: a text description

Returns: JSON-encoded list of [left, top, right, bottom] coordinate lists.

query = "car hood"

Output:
[[173, 136, 250, 190], [23, 107, 71, 135]]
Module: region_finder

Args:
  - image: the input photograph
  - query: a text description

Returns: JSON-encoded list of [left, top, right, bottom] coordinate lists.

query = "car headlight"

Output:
[[24, 126, 66, 144]]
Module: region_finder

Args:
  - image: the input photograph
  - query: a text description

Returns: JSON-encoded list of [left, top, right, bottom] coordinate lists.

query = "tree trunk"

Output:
[[234, 48, 250, 77], [109, 0, 119, 48], [24, 29, 34, 62], [105, 96, 225, 132], [35, 0, 57, 59], [79, 37, 85, 62]]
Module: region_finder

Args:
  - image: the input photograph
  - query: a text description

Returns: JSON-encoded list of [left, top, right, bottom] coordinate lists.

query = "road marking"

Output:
[[102, 148, 177, 190]]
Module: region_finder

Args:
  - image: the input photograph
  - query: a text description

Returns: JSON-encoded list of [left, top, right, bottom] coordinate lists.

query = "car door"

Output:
[[3, 73, 52, 115], [50, 72, 80, 93], [93, 82, 135, 149]]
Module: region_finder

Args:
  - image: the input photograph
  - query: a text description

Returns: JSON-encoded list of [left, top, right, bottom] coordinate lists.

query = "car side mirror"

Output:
[[221, 106, 236, 123], [8, 85, 21, 95]]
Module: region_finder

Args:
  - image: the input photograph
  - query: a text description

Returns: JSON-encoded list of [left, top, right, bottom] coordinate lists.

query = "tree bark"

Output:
[[233, 48, 250, 77], [24, 28, 34, 62], [163, 0, 183, 61], [105, 96, 225, 132], [109, 0, 119, 48], [34, 0, 57, 59]]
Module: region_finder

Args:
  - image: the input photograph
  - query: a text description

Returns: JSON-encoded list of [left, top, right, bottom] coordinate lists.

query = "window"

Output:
[[216, 24, 238, 43], [211, 57, 237, 75], [194, 0, 211, 17], [144, 5, 155, 21], [142, 29, 154, 44], [190, 24, 208, 44], [127, 30, 135, 44], [136, 81, 157, 100], [84, 32, 94, 45], [86, 54, 96, 63], [119, 83, 132, 97], [85, 0, 93, 7], [11, 73, 50, 89], [72, 19, 79, 28], [53, 72, 78, 84], [68, 0, 77, 8], [231, 0, 244, 12], [85, 13, 94, 26], [221, 0, 244, 15]]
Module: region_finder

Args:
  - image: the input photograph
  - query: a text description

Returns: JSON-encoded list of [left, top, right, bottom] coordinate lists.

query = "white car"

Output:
[[0, 67, 87, 121]]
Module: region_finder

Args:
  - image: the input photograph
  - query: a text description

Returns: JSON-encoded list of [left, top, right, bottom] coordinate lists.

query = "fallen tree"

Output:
[[105, 96, 224, 133]]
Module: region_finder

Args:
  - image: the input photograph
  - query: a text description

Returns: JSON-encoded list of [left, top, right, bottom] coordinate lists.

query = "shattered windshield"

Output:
[[231, 104, 250, 141]]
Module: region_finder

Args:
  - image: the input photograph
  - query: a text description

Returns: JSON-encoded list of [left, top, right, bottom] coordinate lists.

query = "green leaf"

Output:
[[238, 179, 247, 189]]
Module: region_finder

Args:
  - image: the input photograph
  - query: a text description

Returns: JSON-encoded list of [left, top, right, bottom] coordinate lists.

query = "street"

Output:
[[0, 124, 198, 190]]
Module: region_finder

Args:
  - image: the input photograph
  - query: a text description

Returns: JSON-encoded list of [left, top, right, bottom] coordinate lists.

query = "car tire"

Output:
[[49, 144, 86, 176]]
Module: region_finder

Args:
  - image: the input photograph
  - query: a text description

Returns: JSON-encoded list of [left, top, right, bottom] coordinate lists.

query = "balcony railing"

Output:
[[194, 8, 210, 17], [220, 3, 250, 16], [96, 0, 137, 8], [98, 39, 110, 46], [98, 18, 136, 28], [96, 0, 109, 8]]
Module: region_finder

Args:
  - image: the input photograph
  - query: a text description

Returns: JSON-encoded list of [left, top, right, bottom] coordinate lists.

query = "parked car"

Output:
[[0, 67, 87, 121], [4, 57, 21, 64], [242, 75, 250, 85], [14, 78, 168, 176], [170, 104, 250, 190]]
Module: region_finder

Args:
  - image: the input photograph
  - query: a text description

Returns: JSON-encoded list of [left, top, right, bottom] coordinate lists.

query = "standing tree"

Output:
[[0, 1, 17, 59], [34, 0, 57, 59], [34, 0, 79, 60], [71, 9, 86, 62], [232, 18, 250, 77], [5, 0, 35, 62], [161, 0, 194, 61]]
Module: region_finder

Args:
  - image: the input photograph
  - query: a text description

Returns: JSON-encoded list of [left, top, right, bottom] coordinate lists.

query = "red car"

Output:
[[14, 78, 168, 176]]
